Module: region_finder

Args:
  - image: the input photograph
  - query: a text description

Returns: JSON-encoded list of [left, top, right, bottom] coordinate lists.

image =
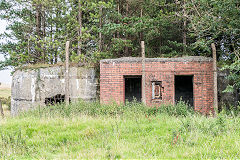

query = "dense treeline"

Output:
[[0, 0, 239, 89]]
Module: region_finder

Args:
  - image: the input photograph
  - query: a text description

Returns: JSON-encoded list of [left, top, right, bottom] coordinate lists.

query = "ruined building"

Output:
[[11, 66, 97, 115], [100, 56, 214, 114], [12, 56, 238, 115]]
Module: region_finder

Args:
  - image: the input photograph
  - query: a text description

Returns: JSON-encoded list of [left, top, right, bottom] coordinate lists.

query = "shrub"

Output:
[[0, 96, 11, 110], [220, 101, 240, 117], [147, 100, 194, 117]]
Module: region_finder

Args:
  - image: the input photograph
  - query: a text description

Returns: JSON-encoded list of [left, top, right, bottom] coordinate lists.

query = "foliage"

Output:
[[220, 102, 240, 117], [184, 0, 240, 94], [185, 0, 240, 56], [0, 0, 239, 61], [0, 0, 194, 69], [0, 0, 113, 68], [101, 0, 189, 58], [0, 96, 11, 110], [222, 56, 240, 92]]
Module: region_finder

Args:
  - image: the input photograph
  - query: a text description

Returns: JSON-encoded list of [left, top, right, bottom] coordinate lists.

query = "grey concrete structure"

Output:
[[11, 66, 97, 115]]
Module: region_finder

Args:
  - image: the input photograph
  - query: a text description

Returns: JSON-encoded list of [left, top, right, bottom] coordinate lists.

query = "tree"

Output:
[[184, 0, 240, 94], [0, 0, 113, 68], [0, 0, 239, 91], [101, 0, 188, 58]]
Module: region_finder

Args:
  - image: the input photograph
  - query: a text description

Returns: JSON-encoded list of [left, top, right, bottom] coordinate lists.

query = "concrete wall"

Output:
[[11, 66, 97, 115], [100, 56, 214, 114]]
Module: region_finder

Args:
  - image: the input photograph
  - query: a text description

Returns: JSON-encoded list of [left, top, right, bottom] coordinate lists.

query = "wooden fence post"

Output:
[[65, 41, 70, 106], [141, 41, 146, 105], [211, 43, 218, 114]]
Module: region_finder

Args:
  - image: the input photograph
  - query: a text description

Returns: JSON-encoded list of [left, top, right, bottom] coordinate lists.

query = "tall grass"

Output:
[[0, 101, 240, 159], [20, 100, 194, 119]]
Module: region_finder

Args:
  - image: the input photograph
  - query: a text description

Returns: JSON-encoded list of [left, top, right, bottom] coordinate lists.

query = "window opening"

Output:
[[152, 81, 163, 100], [45, 94, 67, 106]]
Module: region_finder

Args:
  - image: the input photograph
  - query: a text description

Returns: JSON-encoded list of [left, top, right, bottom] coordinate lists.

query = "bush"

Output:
[[0, 96, 11, 110], [147, 100, 194, 117], [219, 101, 240, 117]]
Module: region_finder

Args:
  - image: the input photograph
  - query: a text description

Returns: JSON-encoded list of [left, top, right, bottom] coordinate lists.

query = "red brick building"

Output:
[[100, 56, 214, 113]]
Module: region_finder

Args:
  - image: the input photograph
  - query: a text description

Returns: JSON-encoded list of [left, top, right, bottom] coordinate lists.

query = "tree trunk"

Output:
[[183, 0, 187, 53], [36, 3, 42, 62], [99, 6, 103, 51], [125, 2, 129, 56], [117, 1, 120, 57], [77, 0, 82, 56], [55, 9, 60, 64], [140, 8, 143, 41], [140, 8, 144, 57], [235, 88, 239, 107], [36, 4, 41, 38], [28, 37, 30, 63], [50, 14, 53, 64], [42, 9, 46, 63]]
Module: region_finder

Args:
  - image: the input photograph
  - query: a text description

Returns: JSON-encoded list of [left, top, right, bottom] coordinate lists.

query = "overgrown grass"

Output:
[[0, 101, 240, 159]]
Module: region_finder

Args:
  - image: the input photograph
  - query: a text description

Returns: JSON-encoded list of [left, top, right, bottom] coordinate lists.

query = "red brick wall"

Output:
[[100, 58, 214, 114]]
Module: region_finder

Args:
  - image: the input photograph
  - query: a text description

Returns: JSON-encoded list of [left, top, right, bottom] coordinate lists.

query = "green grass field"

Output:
[[0, 101, 240, 159]]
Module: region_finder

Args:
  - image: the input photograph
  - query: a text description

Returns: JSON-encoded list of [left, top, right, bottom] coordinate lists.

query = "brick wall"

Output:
[[100, 57, 214, 114]]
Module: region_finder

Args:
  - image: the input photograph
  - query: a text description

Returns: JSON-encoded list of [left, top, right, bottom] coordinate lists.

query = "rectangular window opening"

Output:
[[152, 81, 163, 100]]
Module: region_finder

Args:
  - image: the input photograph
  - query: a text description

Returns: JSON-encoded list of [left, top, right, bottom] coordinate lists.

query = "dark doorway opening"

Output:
[[45, 94, 66, 106], [125, 76, 142, 102], [175, 75, 194, 107]]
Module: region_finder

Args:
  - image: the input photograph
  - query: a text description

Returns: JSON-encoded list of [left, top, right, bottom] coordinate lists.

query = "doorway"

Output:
[[125, 76, 142, 102], [175, 75, 194, 107]]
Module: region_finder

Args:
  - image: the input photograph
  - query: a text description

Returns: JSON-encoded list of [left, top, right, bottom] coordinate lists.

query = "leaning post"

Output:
[[211, 43, 218, 115], [141, 41, 146, 105], [65, 41, 70, 106]]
